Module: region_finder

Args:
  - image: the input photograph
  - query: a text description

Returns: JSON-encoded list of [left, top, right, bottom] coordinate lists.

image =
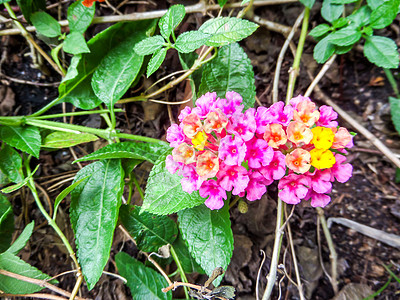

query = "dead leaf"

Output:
[[332, 283, 373, 300], [0, 85, 15, 116]]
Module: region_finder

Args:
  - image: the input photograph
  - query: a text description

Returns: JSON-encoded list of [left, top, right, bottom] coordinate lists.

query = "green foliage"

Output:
[[119, 205, 178, 252], [0, 195, 14, 253], [147, 48, 168, 77], [63, 32, 90, 55], [67, 0, 95, 33], [1, 165, 39, 194], [6, 221, 34, 255], [348, 6, 371, 26], [0, 144, 22, 183], [115, 252, 172, 300], [0, 0, 12, 5], [16, 0, 46, 23], [364, 36, 399, 69], [178, 204, 233, 287], [328, 26, 361, 46], [389, 97, 400, 134], [70, 160, 125, 290], [309, 24, 331, 38], [73, 141, 169, 164], [332, 0, 357, 3], [172, 234, 204, 274], [174, 31, 211, 53], [159, 4, 186, 41], [0, 125, 41, 158], [199, 43, 256, 110], [30, 11, 61, 38], [142, 150, 205, 215], [134, 36, 166, 56], [42, 131, 97, 148], [299, 0, 316, 8], [369, 0, 400, 29], [321, 0, 344, 23]]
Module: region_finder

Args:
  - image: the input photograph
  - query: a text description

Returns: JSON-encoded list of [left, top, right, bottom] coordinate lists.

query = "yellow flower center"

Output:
[[191, 131, 207, 151]]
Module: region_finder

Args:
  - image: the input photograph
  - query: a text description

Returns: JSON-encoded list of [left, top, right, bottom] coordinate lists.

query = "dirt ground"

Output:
[[0, 1, 399, 299]]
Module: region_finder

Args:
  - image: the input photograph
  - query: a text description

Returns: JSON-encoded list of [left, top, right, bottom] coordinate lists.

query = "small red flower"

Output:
[[82, 0, 105, 8]]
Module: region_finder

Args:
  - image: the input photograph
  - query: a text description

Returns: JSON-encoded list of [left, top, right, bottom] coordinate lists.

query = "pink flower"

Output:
[[255, 106, 273, 135], [285, 148, 311, 174], [293, 98, 320, 127], [267, 102, 293, 126], [307, 169, 332, 193], [216, 91, 244, 117], [172, 143, 196, 164], [259, 151, 286, 181], [290, 95, 311, 108], [278, 174, 311, 204], [218, 135, 247, 166], [180, 164, 204, 193], [166, 155, 182, 174], [316, 105, 338, 128], [263, 123, 287, 148], [332, 127, 353, 149], [178, 106, 192, 122], [199, 180, 226, 210], [216, 163, 249, 195], [330, 154, 353, 183], [192, 92, 217, 118], [306, 190, 331, 207], [245, 171, 272, 201], [286, 121, 313, 146], [166, 124, 186, 147], [227, 109, 256, 141], [245, 138, 274, 168], [203, 108, 228, 134], [182, 113, 202, 138], [196, 150, 219, 179]]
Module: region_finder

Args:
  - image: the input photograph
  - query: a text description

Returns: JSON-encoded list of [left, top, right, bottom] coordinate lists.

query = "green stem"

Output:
[[30, 98, 63, 117], [286, 7, 310, 102], [384, 68, 400, 98], [51, 43, 67, 76], [33, 109, 123, 119], [170, 245, 189, 299], [131, 173, 144, 202]]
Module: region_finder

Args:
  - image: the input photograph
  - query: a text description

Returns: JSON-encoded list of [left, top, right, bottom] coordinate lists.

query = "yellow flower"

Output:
[[311, 126, 335, 150], [310, 148, 336, 169], [191, 131, 207, 151]]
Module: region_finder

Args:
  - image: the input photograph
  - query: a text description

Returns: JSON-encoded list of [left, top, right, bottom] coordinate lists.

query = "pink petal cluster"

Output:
[[166, 92, 354, 209]]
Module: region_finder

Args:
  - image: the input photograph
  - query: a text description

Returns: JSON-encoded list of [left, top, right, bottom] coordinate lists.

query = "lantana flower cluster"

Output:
[[166, 92, 353, 210]]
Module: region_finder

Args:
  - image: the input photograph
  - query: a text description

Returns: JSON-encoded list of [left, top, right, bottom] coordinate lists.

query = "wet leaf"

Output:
[[67, 0, 95, 33], [0, 125, 41, 158], [159, 4, 186, 41], [0, 194, 14, 253], [0, 144, 22, 183]]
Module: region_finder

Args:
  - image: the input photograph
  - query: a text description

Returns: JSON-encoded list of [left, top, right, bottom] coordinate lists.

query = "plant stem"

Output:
[[286, 7, 310, 102], [131, 173, 144, 201], [30, 98, 63, 117], [33, 109, 123, 119], [170, 245, 190, 299], [51, 43, 67, 76], [384, 68, 400, 98]]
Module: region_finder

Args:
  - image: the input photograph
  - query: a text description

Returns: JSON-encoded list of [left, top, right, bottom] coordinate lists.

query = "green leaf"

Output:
[[370, 0, 400, 29], [178, 204, 233, 286], [331, 0, 357, 3], [348, 6, 371, 27], [389, 97, 400, 134], [364, 36, 399, 69], [159, 4, 186, 41], [43, 131, 97, 149], [6, 221, 34, 255], [16, 0, 46, 24], [313, 35, 335, 63], [332, 17, 349, 29], [198, 43, 256, 110], [142, 150, 205, 215], [218, 0, 228, 6], [321, 0, 344, 23], [0, 144, 22, 183], [0, 125, 41, 158], [147, 48, 168, 77], [309, 24, 332, 38], [92, 35, 149, 107], [0, 252, 52, 294], [30, 11, 61, 38], [328, 26, 361, 46], [70, 159, 125, 290], [73, 141, 169, 164], [0, 0, 11, 4], [299, 0, 316, 8], [120, 205, 178, 252], [199, 17, 259, 46], [1, 165, 39, 194], [178, 52, 202, 102], [134, 35, 165, 56], [334, 44, 353, 55], [0, 194, 14, 253], [174, 31, 211, 53], [67, 0, 95, 33], [172, 234, 204, 274], [395, 167, 400, 183], [367, 0, 389, 10], [63, 32, 90, 55], [115, 252, 172, 300], [59, 20, 157, 110]]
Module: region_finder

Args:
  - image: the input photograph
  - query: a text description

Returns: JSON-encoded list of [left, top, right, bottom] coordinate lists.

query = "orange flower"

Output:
[[293, 100, 320, 127], [172, 143, 196, 164], [182, 113, 203, 138], [332, 127, 352, 149], [285, 148, 311, 174], [82, 0, 105, 7], [203, 108, 228, 134], [286, 121, 313, 146], [263, 124, 287, 148], [196, 150, 219, 179]]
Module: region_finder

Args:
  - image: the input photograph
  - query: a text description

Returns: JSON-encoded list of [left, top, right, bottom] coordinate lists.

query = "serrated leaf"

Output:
[[390, 97, 400, 135], [59, 20, 157, 110], [178, 204, 233, 286], [364, 36, 399, 69], [63, 32, 90, 55], [6, 221, 34, 255], [92, 34, 149, 107], [70, 159, 124, 290], [120, 205, 178, 252], [43, 131, 97, 148], [321, 0, 344, 23], [328, 26, 361, 46], [0, 194, 14, 253], [198, 43, 256, 110], [1, 165, 39, 194], [0, 144, 22, 183], [134, 35, 165, 56], [172, 234, 204, 274], [30, 11, 61, 38], [348, 6, 371, 27], [309, 24, 332, 38], [299, 0, 316, 8], [115, 252, 172, 300], [142, 150, 205, 215], [199, 17, 259, 46], [370, 0, 400, 29], [313, 35, 335, 63], [174, 31, 211, 53], [67, 0, 95, 33], [73, 141, 169, 164], [147, 48, 168, 77], [0, 252, 53, 294], [159, 4, 186, 41], [0, 125, 41, 158]]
